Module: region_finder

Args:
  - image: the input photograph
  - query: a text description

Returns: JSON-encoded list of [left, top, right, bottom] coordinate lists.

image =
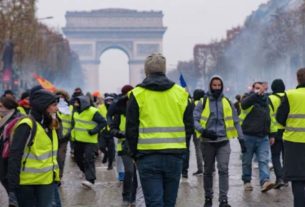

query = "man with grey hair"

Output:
[[126, 53, 193, 207]]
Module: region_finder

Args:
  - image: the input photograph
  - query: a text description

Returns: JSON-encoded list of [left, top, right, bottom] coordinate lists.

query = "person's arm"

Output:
[[89, 112, 107, 135], [126, 93, 139, 157], [184, 98, 194, 143], [241, 93, 258, 110], [110, 114, 125, 138], [8, 124, 31, 193], [193, 100, 204, 133], [276, 94, 289, 127]]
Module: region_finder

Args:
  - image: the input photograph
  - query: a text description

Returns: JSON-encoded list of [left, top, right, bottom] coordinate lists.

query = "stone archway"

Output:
[[63, 9, 167, 91]]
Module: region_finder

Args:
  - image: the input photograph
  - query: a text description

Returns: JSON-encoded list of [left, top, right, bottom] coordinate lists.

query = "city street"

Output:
[[0, 140, 293, 207]]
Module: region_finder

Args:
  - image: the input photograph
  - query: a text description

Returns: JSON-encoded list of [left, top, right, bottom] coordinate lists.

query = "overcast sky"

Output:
[[36, 0, 269, 92], [36, 0, 269, 65]]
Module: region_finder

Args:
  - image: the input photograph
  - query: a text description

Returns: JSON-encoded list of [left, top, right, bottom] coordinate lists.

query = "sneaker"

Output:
[[118, 172, 125, 181], [219, 199, 231, 207], [204, 197, 212, 207], [193, 170, 203, 176], [107, 164, 113, 170], [273, 179, 285, 189], [81, 180, 94, 189], [244, 182, 253, 191], [261, 180, 274, 192], [182, 173, 188, 179]]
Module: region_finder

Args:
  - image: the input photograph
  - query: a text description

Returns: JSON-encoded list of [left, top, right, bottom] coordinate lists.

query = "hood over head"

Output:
[[271, 79, 285, 93], [209, 75, 224, 99], [30, 89, 58, 114], [75, 95, 91, 112]]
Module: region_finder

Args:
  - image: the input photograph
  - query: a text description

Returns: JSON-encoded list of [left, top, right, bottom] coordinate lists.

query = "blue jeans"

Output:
[[16, 183, 56, 207], [242, 135, 270, 186], [137, 154, 183, 207]]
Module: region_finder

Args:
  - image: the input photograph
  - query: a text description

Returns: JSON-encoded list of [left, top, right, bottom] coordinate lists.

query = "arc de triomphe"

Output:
[[63, 9, 167, 91]]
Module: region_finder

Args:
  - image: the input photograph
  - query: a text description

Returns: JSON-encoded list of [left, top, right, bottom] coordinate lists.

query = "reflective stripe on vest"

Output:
[[199, 97, 238, 139], [18, 118, 60, 185], [132, 84, 188, 150], [284, 88, 305, 143], [269, 93, 285, 130], [117, 114, 126, 152], [73, 107, 98, 144]]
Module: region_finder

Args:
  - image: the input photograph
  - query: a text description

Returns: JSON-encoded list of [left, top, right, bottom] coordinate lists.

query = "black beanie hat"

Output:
[[30, 89, 58, 113], [271, 79, 285, 93], [0, 97, 18, 109]]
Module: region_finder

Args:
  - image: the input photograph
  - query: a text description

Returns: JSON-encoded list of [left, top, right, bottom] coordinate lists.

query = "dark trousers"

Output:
[[182, 137, 191, 176], [271, 138, 284, 181], [137, 154, 183, 207], [99, 134, 115, 167], [16, 184, 56, 207], [74, 141, 97, 183], [202, 141, 230, 201], [291, 181, 305, 207], [193, 134, 203, 172], [58, 141, 68, 178], [121, 155, 137, 203]]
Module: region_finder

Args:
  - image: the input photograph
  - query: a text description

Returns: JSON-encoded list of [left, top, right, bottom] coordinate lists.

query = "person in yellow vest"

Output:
[[7, 89, 60, 207], [126, 53, 193, 207], [276, 68, 305, 207], [194, 76, 245, 207], [268, 79, 286, 189], [97, 94, 116, 170], [72, 96, 107, 189], [109, 85, 137, 206]]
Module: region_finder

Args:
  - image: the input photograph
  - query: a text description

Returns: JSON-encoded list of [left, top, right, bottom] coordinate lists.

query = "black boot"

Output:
[[204, 197, 212, 207], [219, 199, 231, 207]]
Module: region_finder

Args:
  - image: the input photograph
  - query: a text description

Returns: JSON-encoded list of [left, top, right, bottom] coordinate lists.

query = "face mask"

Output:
[[254, 89, 260, 93], [211, 89, 222, 98]]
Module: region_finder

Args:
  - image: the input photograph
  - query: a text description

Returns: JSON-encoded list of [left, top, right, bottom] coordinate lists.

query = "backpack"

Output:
[[1, 116, 37, 159]]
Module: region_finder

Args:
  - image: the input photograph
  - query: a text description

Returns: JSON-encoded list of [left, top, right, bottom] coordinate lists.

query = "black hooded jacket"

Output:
[[126, 73, 194, 158], [8, 89, 58, 192]]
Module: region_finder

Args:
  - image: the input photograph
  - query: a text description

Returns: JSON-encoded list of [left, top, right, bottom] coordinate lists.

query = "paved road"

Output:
[[0, 140, 293, 207]]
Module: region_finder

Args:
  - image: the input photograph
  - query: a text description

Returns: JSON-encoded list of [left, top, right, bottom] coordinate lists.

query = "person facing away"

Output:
[[276, 68, 305, 207], [193, 75, 245, 207], [126, 53, 193, 207]]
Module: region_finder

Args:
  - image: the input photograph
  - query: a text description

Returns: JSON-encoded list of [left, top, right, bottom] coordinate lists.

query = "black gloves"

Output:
[[238, 138, 247, 153], [88, 130, 95, 136], [201, 129, 218, 140], [110, 129, 125, 138]]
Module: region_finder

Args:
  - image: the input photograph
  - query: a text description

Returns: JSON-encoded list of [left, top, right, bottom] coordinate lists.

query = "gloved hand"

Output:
[[110, 129, 125, 138], [9, 192, 19, 207], [88, 130, 95, 136], [238, 138, 247, 153], [201, 129, 218, 140]]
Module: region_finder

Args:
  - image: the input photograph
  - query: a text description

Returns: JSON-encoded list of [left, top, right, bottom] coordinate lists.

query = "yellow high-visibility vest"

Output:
[[17, 118, 60, 185], [117, 114, 126, 152], [17, 106, 27, 115], [98, 104, 110, 131], [199, 97, 238, 139], [283, 88, 305, 143], [57, 109, 72, 137], [269, 93, 285, 130], [73, 107, 99, 144], [132, 84, 188, 151]]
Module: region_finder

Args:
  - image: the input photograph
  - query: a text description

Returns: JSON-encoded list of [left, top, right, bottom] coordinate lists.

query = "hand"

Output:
[[238, 139, 247, 153], [269, 137, 275, 146], [88, 130, 94, 136], [201, 129, 217, 140], [9, 192, 18, 207]]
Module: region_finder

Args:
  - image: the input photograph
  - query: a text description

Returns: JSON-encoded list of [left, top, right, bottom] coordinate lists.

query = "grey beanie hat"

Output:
[[144, 53, 166, 76]]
